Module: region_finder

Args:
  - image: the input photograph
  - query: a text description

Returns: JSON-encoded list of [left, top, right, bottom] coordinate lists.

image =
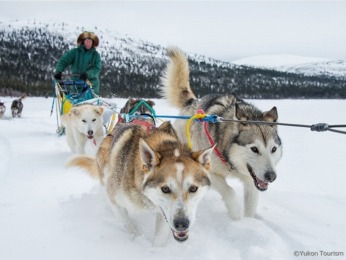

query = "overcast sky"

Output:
[[1, 1, 345, 62]]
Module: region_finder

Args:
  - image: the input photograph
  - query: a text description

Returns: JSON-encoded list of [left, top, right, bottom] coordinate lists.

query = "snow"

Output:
[[232, 54, 346, 78], [232, 54, 331, 68], [0, 97, 346, 260]]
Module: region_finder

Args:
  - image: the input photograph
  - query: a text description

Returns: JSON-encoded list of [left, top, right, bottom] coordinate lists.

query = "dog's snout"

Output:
[[264, 171, 276, 182], [87, 130, 93, 136], [174, 218, 190, 231]]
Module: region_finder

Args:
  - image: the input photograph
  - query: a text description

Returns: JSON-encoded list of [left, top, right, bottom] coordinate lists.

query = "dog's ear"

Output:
[[263, 106, 278, 123], [120, 100, 130, 113], [71, 107, 80, 116], [139, 138, 161, 172], [235, 103, 248, 121], [129, 98, 137, 107], [158, 121, 178, 138], [146, 100, 155, 107], [95, 106, 104, 115], [191, 145, 215, 170]]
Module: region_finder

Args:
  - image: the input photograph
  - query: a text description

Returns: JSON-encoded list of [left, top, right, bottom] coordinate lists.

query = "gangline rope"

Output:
[[126, 113, 346, 135]]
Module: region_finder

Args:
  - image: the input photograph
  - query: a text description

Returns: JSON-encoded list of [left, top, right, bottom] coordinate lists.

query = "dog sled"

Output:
[[51, 75, 118, 135]]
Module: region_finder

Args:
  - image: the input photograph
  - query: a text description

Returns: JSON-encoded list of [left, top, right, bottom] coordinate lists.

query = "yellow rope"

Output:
[[186, 113, 206, 150]]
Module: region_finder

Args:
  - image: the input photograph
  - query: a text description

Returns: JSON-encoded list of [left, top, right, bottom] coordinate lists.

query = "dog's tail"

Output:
[[66, 155, 101, 181], [19, 94, 27, 101], [160, 47, 197, 109]]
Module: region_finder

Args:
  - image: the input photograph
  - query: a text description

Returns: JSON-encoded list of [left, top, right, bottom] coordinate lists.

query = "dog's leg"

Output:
[[116, 205, 140, 238], [75, 135, 87, 154], [243, 180, 259, 218], [211, 174, 242, 220], [153, 212, 170, 247], [65, 130, 77, 153]]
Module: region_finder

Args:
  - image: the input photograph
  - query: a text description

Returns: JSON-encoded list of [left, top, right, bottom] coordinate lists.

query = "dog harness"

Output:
[[195, 109, 232, 171]]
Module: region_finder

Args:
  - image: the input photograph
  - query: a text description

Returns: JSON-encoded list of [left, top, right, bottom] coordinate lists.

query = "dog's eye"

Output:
[[271, 147, 277, 153], [189, 185, 198, 193], [82, 119, 86, 123], [161, 186, 171, 194], [92, 119, 96, 122], [251, 147, 259, 154]]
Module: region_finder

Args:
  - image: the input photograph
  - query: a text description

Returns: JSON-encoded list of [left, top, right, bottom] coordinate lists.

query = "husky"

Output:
[[120, 98, 155, 117], [67, 121, 214, 246], [160, 48, 283, 219], [95, 98, 156, 184], [0, 101, 5, 118], [61, 104, 104, 154], [11, 95, 25, 118]]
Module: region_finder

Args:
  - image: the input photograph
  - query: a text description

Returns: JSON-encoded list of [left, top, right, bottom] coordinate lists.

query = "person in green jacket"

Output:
[[54, 31, 102, 95]]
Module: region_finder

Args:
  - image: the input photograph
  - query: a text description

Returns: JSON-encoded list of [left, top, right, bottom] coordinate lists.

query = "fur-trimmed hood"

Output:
[[77, 31, 99, 47]]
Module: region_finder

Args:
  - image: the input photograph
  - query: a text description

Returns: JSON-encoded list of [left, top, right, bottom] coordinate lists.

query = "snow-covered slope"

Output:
[[233, 54, 346, 78]]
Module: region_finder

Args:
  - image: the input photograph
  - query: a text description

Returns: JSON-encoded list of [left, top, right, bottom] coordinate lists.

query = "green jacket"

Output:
[[55, 45, 101, 94]]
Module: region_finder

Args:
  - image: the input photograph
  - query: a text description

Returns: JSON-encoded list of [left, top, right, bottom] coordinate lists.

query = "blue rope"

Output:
[[124, 113, 346, 135]]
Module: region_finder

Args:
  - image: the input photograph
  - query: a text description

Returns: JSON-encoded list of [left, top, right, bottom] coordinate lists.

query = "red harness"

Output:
[[130, 119, 156, 133], [197, 109, 230, 167], [116, 114, 156, 132]]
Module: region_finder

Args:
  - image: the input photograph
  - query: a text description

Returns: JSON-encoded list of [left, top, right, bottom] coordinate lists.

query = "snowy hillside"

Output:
[[1, 19, 346, 99], [233, 54, 346, 78], [0, 97, 346, 260]]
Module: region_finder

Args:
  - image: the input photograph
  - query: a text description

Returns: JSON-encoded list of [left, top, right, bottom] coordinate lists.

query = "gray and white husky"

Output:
[[160, 47, 283, 219]]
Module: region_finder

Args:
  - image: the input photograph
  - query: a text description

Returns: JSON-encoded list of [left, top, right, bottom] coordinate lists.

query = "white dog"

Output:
[[61, 104, 104, 154]]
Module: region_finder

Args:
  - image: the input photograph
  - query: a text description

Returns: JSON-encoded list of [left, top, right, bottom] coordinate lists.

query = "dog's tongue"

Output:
[[256, 178, 268, 191], [173, 230, 189, 242]]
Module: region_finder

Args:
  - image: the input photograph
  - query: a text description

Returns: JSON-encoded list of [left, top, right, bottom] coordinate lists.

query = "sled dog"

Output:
[[160, 48, 282, 219], [61, 104, 104, 154], [120, 97, 155, 116], [11, 95, 25, 118], [67, 121, 214, 246], [94, 98, 156, 184], [0, 101, 5, 118]]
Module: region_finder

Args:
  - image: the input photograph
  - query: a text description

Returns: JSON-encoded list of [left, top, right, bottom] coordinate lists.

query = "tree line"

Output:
[[0, 25, 345, 99]]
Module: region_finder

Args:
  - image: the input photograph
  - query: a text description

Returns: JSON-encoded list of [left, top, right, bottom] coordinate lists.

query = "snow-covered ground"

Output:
[[0, 97, 345, 260]]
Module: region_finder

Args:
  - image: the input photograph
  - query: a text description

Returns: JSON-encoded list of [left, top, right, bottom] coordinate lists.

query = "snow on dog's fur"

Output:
[[61, 104, 104, 154], [160, 47, 283, 219], [92, 98, 156, 184], [67, 121, 214, 246]]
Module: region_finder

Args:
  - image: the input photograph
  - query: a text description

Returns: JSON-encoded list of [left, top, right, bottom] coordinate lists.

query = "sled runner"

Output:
[[51, 75, 117, 136]]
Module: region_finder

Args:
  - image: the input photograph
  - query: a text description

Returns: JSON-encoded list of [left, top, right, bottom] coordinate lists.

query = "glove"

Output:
[[80, 72, 88, 81], [54, 72, 62, 80]]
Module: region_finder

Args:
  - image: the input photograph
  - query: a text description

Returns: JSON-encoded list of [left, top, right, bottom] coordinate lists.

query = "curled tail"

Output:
[[66, 155, 101, 181], [160, 47, 196, 109]]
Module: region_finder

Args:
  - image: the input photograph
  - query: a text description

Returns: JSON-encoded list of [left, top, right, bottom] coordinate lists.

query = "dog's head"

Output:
[[140, 122, 214, 242], [120, 98, 155, 122], [70, 104, 104, 139], [230, 103, 282, 191]]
